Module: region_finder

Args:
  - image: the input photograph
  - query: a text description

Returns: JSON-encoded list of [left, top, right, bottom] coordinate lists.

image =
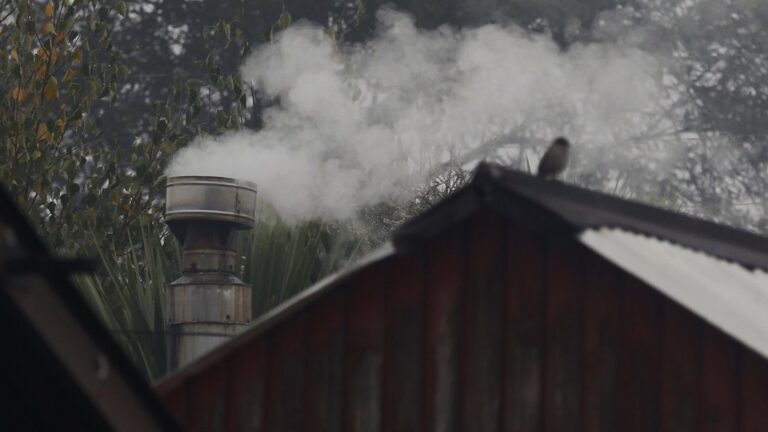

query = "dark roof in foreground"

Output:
[[0, 188, 180, 431], [396, 163, 768, 271]]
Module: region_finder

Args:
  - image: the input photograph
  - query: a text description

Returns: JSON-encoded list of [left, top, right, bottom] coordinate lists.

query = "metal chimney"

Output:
[[164, 176, 257, 370]]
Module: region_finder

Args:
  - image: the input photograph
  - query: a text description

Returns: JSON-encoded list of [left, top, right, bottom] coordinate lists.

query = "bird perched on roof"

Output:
[[537, 137, 570, 179]]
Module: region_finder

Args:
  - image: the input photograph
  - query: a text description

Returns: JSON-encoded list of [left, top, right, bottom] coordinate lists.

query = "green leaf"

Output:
[[117, 1, 127, 17], [278, 10, 292, 29], [223, 23, 231, 43]]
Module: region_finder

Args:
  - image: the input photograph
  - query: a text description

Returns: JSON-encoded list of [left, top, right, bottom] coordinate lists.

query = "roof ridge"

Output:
[[396, 162, 768, 271]]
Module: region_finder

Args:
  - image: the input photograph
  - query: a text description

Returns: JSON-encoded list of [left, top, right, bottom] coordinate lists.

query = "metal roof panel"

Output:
[[581, 228, 768, 359]]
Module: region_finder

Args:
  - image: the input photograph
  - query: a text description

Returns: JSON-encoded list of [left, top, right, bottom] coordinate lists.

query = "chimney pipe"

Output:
[[164, 176, 257, 370]]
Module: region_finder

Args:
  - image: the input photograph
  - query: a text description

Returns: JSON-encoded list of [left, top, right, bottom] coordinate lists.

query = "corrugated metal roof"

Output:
[[396, 163, 768, 271], [581, 227, 768, 359]]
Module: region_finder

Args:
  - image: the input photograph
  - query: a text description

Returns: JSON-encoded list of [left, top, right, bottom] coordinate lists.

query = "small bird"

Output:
[[537, 137, 570, 179]]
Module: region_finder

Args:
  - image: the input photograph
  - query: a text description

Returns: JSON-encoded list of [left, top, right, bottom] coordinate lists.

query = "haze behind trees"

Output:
[[113, 0, 768, 234]]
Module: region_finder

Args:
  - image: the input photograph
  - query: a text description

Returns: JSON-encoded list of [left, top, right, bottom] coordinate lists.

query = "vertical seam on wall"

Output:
[[656, 288, 665, 432], [420, 247, 431, 432], [262, 331, 273, 432], [694, 317, 704, 432], [539, 236, 549, 432], [577, 241, 587, 432], [736, 340, 744, 432], [498, 219, 510, 432], [341, 286, 351, 432], [457, 219, 469, 432], [382, 264, 391, 432], [299, 314, 308, 432]]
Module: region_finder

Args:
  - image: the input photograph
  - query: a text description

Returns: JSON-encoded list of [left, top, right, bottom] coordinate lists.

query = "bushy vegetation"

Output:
[[74, 210, 365, 380], [0, 0, 369, 379]]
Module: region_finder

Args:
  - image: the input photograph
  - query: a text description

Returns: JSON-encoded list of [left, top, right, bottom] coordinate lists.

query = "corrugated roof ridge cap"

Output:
[[478, 164, 768, 271]]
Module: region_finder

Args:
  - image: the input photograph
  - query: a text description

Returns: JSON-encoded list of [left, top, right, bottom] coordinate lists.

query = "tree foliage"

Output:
[[0, 0, 250, 253], [0, 0, 262, 378], [2, 0, 161, 253]]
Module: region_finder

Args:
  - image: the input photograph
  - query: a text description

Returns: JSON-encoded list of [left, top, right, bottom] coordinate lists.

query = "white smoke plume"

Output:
[[168, 7, 672, 221]]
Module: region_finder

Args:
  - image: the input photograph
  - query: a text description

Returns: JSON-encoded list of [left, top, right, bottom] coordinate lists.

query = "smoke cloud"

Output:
[[168, 7, 673, 221]]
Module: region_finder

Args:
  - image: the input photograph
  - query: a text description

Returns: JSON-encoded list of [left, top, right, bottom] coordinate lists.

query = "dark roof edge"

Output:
[[0, 188, 182, 432], [397, 162, 768, 271], [392, 168, 578, 251]]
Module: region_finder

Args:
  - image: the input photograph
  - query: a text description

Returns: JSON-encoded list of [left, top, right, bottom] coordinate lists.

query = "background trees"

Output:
[[2, 0, 766, 378]]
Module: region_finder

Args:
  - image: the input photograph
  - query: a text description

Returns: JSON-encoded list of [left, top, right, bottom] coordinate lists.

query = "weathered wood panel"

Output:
[[264, 316, 306, 432], [304, 291, 346, 432], [660, 301, 701, 432], [582, 253, 620, 432], [504, 225, 545, 432], [383, 252, 425, 432], [423, 227, 464, 432], [741, 348, 768, 432], [157, 212, 768, 432], [186, 360, 229, 432], [164, 381, 188, 430], [700, 326, 739, 432], [618, 276, 662, 432], [345, 263, 387, 432], [543, 239, 583, 432], [462, 210, 506, 432], [226, 339, 266, 432]]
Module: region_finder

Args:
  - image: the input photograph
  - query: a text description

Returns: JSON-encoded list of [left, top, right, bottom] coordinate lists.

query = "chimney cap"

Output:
[[165, 175, 257, 230]]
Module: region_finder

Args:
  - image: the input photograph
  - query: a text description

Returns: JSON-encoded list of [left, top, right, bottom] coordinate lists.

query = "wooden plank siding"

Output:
[[383, 252, 426, 432], [264, 315, 306, 432], [618, 275, 663, 432], [344, 263, 387, 432], [226, 338, 266, 432], [304, 292, 346, 432], [304, 290, 347, 432], [700, 326, 739, 432], [543, 238, 584, 432], [582, 253, 620, 432], [423, 225, 464, 432], [462, 211, 506, 432], [159, 207, 768, 432], [660, 301, 701, 432], [742, 348, 768, 432], [186, 357, 229, 432], [504, 227, 545, 432]]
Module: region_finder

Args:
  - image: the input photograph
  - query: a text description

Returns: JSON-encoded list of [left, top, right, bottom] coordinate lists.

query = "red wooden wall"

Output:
[[157, 208, 768, 431]]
